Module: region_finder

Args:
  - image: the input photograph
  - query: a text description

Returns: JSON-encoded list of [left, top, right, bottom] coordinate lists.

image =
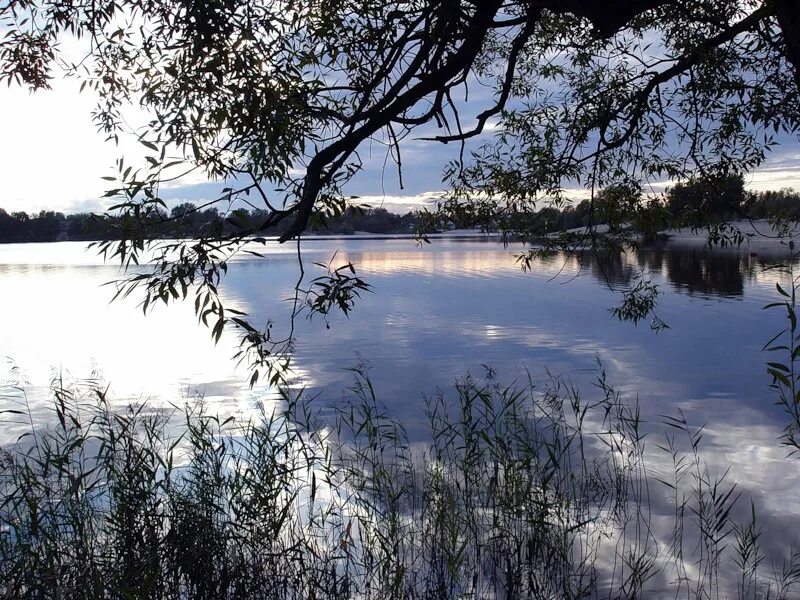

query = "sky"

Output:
[[2, 73, 800, 217]]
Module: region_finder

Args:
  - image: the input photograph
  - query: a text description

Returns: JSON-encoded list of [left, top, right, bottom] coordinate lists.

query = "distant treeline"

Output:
[[2, 177, 799, 243], [534, 177, 800, 234], [0, 203, 420, 243]]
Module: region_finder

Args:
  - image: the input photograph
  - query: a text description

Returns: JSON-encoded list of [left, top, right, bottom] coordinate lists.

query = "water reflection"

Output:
[[354, 247, 521, 278], [520, 245, 791, 298], [0, 238, 793, 416], [1, 240, 799, 561], [569, 247, 769, 297], [327, 238, 796, 300]]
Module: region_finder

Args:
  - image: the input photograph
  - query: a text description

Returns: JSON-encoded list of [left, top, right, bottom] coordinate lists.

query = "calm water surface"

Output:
[[1, 238, 799, 553]]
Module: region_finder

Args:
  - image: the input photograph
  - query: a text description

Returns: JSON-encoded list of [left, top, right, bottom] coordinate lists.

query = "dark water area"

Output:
[[1, 238, 799, 577]]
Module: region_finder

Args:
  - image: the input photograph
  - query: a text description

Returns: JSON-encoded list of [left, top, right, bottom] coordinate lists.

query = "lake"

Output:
[[2, 237, 800, 579]]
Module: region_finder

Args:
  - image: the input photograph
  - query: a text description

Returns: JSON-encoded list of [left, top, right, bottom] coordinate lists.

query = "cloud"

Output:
[[2, 61, 798, 217], [352, 191, 444, 212], [0, 80, 110, 213]]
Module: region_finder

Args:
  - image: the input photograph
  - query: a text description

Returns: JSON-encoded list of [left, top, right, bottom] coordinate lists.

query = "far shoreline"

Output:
[[2, 220, 799, 259]]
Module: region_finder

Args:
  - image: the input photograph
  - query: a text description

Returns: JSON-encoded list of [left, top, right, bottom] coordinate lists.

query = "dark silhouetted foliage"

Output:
[[0, 205, 421, 243], [666, 174, 747, 224]]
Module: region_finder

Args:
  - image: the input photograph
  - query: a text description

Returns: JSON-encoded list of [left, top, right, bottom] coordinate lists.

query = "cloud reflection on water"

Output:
[[1, 238, 800, 583]]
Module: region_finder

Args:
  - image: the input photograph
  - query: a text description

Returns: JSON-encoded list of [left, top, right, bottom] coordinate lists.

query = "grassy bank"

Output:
[[1, 367, 798, 599]]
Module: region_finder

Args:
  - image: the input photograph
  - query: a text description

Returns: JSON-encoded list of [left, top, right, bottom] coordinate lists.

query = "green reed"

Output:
[[1, 365, 798, 599]]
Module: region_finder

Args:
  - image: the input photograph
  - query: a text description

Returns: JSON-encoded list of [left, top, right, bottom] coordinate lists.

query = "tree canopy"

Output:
[[3, 0, 800, 382]]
